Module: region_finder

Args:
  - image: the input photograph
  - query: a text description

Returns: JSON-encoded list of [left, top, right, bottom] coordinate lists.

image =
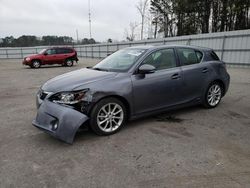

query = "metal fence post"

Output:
[[79, 47, 82, 57], [21, 48, 23, 58], [221, 35, 227, 61], [186, 38, 191, 45], [91, 46, 94, 58], [6, 49, 8, 58], [99, 45, 101, 58], [107, 44, 109, 56], [85, 46, 87, 58]]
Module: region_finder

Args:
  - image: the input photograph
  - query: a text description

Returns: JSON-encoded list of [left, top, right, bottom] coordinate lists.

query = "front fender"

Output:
[[32, 100, 89, 144]]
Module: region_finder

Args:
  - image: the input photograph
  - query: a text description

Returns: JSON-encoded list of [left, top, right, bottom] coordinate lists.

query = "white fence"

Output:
[[0, 29, 250, 66]]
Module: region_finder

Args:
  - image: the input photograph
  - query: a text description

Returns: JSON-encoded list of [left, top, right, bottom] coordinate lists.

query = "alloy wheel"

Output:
[[33, 61, 40, 68], [66, 59, 73, 66], [207, 84, 222, 106], [97, 103, 124, 133]]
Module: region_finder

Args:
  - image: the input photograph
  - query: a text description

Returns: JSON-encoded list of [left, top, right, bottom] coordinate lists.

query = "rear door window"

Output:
[[177, 48, 200, 66], [56, 48, 64, 54], [56, 48, 73, 54]]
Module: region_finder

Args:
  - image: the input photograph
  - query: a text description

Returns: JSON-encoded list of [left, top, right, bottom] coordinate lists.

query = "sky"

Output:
[[0, 0, 140, 42]]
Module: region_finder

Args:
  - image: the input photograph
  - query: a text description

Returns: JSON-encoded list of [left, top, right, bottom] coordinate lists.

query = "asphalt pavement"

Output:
[[0, 58, 250, 188]]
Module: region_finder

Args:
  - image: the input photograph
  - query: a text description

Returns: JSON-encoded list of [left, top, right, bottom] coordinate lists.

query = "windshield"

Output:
[[38, 49, 46, 54], [93, 48, 146, 72]]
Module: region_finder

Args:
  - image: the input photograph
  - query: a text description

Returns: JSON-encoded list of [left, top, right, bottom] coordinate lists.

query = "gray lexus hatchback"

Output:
[[33, 45, 230, 143]]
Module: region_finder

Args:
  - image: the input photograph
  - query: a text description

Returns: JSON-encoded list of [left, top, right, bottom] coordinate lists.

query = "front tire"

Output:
[[203, 82, 223, 108], [31, 60, 41, 68], [90, 98, 127, 136]]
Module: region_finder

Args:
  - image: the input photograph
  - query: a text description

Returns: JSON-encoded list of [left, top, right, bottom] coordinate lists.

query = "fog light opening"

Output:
[[50, 119, 59, 130], [53, 123, 58, 130]]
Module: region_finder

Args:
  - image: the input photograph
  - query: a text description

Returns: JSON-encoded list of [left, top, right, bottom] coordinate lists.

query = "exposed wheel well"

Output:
[[65, 57, 77, 62]]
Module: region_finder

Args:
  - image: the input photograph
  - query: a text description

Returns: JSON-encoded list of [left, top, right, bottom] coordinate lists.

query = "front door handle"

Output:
[[171, 73, 180, 80], [202, 68, 208, 73]]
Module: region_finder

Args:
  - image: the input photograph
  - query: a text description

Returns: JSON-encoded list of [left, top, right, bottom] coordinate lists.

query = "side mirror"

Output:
[[43, 52, 48, 55], [138, 64, 156, 74]]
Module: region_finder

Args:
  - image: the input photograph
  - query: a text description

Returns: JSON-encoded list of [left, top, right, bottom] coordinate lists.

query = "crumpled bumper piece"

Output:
[[32, 100, 89, 144]]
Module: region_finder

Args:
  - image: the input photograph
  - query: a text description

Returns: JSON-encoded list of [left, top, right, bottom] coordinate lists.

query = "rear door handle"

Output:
[[202, 68, 208, 73], [171, 73, 180, 80]]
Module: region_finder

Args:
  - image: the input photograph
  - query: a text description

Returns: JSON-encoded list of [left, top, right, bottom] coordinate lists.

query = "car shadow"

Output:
[[74, 105, 204, 143], [124, 105, 204, 130], [24, 65, 77, 69]]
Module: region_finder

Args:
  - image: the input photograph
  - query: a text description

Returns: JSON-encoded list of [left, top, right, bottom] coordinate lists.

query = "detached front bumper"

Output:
[[32, 100, 89, 144]]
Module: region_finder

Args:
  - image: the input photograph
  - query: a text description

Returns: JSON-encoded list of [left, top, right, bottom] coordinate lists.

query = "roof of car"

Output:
[[49, 46, 74, 49], [128, 44, 212, 51]]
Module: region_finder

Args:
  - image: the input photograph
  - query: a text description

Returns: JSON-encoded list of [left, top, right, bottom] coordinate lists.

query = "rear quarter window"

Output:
[[210, 51, 220, 60], [205, 51, 220, 61]]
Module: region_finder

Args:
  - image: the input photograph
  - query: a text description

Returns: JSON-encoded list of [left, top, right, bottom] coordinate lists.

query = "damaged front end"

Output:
[[32, 89, 93, 144]]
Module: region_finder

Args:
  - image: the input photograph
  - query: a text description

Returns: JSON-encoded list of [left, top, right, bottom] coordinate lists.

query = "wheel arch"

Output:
[[31, 59, 42, 67], [92, 95, 131, 120], [32, 59, 42, 63]]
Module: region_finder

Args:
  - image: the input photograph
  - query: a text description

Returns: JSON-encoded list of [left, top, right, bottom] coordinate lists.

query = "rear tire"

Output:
[[203, 82, 223, 108], [65, 59, 73, 67], [90, 98, 127, 136]]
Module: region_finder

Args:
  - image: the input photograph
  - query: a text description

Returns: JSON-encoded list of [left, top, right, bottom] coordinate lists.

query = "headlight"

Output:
[[26, 57, 31, 61], [50, 90, 88, 105]]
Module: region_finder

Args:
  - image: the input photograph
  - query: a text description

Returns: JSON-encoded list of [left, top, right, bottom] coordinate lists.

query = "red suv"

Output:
[[23, 47, 78, 68]]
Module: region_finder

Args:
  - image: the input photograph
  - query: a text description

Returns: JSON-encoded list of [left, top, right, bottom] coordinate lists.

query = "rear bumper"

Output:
[[32, 100, 89, 144]]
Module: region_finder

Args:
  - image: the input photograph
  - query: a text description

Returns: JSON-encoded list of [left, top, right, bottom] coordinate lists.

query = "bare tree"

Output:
[[136, 0, 149, 40], [124, 22, 139, 41]]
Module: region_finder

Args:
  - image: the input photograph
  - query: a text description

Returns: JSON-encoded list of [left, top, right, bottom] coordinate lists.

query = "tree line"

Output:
[[125, 0, 249, 40], [0, 35, 96, 47], [1, 0, 249, 46], [150, 0, 250, 38]]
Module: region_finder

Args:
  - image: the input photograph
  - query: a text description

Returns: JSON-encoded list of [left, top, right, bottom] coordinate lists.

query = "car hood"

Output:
[[42, 68, 118, 92]]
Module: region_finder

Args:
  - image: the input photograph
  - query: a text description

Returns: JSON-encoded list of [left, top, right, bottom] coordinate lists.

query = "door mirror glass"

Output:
[[138, 64, 156, 74]]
